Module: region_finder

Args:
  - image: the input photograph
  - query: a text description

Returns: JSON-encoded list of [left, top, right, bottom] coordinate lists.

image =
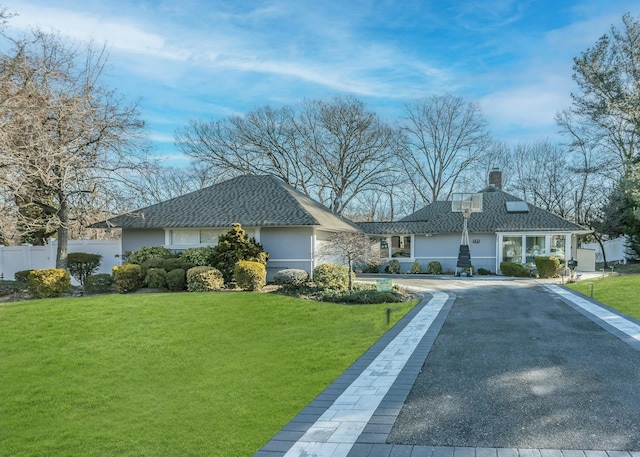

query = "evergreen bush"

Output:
[[477, 268, 491, 275], [140, 257, 194, 277], [313, 263, 352, 290], [14, 269, 32, 284], [166, 268, 187, 292], [84, 274, 113, 294], [234, 261, 266, 291], [27, 268, 71, 298], [273, 269, 309, 287], [187, 266, 224, 292], [129, 246, 173, 265], [180, 246, 216, 266], [210, 224, 268, 283], [144, 268, 168, 289], [534, 256, 561, 278], [410, 261, 422, 274], [67, 252, 102, 286], [500, 261, 530, 277], [427, 261, 442, 274], [387, 259, 401, 274], [112, 264, 143, 293]]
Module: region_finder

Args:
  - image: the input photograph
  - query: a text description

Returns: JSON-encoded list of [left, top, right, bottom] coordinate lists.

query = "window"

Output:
[[526, 236, 546, 265], [551, 235, 566, 260], [390, 235, 411, 258], [502, 236, 522, 263], [373, 235, 412, 259], [168, 229, 252, 247]]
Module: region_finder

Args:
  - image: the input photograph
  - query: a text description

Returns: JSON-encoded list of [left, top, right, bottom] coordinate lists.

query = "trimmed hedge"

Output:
[[144, 268, 167, 289], [14, 270, 32, 284], [234, 261, 266, 291], [534, 256, 561, 278], [500, 261, 530, 277], [180, 246, 216, 267], [112, 264, 143, 293], [84, 274, 113, 294], [140, 257, 195, 277], [187, 266, 224, 292], [387, 259, 401, 274], [273, 269, 309, 287], [166, 268, 187, 292], [27, 268, 71, 298], [427, 261, 442, 275], [410, 262, 422, 274], [313, 263, 352, 291], [129, 246, 173, 265], [67, 252, 102, 286]]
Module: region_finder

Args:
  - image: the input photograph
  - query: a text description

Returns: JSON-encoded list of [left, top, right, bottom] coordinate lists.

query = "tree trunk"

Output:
[[56, 198, 68, 269]]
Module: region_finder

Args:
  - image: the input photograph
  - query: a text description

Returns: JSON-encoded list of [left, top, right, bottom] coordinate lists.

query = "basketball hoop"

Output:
[[452, 193, 482, 276]]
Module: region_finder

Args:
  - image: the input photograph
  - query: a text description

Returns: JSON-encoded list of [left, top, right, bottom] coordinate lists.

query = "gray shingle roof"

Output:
[[92, 175, 360, 232], [355, 221, 434, 235], [358, 188, 588, 235]]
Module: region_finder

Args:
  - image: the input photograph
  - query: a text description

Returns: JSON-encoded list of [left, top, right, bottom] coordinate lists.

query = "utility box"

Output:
[[576, 248, 596, 272]]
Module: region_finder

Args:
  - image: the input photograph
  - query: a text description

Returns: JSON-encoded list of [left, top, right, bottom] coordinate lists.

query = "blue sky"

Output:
[[3, 1, 638, 163]]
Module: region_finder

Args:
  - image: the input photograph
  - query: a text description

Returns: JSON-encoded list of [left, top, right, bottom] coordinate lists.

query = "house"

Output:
[[93, 171, 590, 278], [91, 175, 360, 279], [357, 170, 591, 274]]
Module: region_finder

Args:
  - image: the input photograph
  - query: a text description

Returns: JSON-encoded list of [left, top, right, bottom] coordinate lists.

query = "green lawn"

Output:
[[566, 274, 640, 319], [0, 292, 416, 457]]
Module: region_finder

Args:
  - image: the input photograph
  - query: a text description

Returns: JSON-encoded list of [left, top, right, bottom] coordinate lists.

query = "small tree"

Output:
[[66, 252, 102, 286], [210, 223, 268, 283], [319, 231, 380, 291]]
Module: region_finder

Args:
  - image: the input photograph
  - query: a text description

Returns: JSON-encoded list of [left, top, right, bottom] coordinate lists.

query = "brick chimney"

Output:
[[489, 168, 502, 189]]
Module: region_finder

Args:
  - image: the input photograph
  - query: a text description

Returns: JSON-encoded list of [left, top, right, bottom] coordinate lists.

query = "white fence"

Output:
[[0, 239, 122, 283], [580, 236, 628, 264]]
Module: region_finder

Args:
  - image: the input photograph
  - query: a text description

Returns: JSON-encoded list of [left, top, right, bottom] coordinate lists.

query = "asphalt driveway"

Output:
[[387, 280, 640, 451]]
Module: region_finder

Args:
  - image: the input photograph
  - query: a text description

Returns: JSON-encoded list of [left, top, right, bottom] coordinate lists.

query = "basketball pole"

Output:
[[456, 208, 473, 276]]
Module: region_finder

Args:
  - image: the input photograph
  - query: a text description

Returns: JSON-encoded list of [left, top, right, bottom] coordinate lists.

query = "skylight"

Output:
[[506, 201, 529, 213]]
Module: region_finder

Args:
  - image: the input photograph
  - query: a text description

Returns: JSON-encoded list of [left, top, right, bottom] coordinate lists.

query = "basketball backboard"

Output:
[[451, 193, 483, 212]]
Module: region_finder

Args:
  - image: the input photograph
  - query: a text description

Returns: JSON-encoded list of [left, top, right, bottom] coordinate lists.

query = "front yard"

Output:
[[0, 292, 416, 457]]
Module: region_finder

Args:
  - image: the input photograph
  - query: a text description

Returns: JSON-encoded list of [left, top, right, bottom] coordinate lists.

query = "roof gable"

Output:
[[93, 175, 359, 231]]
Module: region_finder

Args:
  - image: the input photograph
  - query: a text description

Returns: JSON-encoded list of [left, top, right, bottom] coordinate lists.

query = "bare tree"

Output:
[[0, 29, 146, 267], [319, 231, 380, 290], [176, 95, 402, 215], [400, 94, 492, 204]]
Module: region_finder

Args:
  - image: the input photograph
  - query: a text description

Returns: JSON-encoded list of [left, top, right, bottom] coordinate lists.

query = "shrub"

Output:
[[66, 252, 102, 286], [500, 261, 530, 277], [0, 280, 23, 297], [187, 266, 224, 292], [273, 269, 309, 287], [234, 261, 267, 291], [427, 261, 442, 275], [14, 269, 32, 284], [410, 261, 422, 274], [140, 257, 194, 277], [313, 263, 352, 291], [27, 269, 71, 298], [365, 263, 380, 273], [535, 256, 561, 278], [321, 289, 402, 304], [180, 246, 216, 266], [144, 268, 167, 289], [477, 268, 491, 276], [129, 246, 173, 265], [112, 264, 143, 293], [84, 274, 113, 294], [387, 259, 401, 274], [210, 224, 269, 283], [166, 268, 187, 292]]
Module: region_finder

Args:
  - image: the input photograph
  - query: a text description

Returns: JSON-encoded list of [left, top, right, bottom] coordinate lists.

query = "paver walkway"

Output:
[[254, 279, 640, 457]]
